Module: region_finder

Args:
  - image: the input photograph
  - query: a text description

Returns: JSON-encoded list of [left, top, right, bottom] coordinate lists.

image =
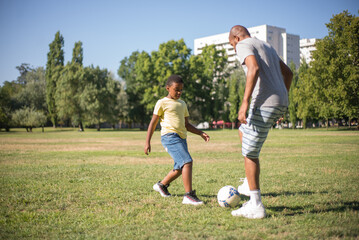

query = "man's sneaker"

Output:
[[153, 181, 171, 197], [182, 190, 203, 205], [238, 177, 250, 196], [231, 201, 266, 219]]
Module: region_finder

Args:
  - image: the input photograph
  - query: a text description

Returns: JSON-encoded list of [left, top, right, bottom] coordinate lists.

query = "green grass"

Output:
[[0, 128, 358, 239]]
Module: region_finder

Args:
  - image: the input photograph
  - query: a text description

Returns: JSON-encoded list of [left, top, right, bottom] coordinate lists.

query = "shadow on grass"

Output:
[[0, 128, 77, 134], [262, 191, 338, 197], [266, 201, 359, 217], [172, 194, 217, 198]]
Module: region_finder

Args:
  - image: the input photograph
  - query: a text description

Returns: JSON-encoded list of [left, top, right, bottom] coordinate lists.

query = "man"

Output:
[[228, 25, 293, 218]]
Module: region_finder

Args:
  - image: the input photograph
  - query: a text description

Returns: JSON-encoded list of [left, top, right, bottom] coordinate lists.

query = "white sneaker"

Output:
[[182, 190, 203, 205], [153, 181, 171, 197], [231, 201, 266, 219], [238, 178, 250, 196]]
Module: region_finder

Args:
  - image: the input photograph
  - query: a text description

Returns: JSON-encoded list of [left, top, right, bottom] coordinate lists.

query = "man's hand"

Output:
[[238, 101, 249, 124], [238, 111, 247, 124]]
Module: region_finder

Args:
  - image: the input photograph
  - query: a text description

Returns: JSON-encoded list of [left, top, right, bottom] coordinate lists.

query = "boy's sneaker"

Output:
[[153, 181, 171, 197], [231, 201, 266, 219], [182, 190, 203, 205], [238, 177, 250, 196]]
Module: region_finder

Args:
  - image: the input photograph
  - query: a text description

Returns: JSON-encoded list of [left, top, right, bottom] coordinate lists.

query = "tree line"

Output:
[[290, 11, 358, 128], [0, 11, 357, 132]]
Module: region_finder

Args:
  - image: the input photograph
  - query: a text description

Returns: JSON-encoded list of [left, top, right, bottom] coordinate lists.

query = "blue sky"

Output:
[[0, 0, 358, 85]]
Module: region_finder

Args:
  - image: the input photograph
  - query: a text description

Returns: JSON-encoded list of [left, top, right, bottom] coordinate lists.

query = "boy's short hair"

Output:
[[166, 75, 184, 86]]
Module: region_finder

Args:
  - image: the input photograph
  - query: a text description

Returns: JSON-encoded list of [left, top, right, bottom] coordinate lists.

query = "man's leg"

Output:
[[232, 128, 266, 218], [239, 129, 260, 190], [244, 156, 260, 190]]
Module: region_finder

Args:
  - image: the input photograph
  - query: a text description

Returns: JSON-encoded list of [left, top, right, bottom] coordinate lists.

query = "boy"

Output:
[[144, 75, 210, 205]]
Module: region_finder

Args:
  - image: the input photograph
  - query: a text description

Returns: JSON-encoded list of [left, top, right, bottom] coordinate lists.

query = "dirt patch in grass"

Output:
[[0, 138, 148, 153]]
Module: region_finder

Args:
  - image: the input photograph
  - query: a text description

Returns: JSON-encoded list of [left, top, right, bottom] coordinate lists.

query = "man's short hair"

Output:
[[166, 75, 184, 86]]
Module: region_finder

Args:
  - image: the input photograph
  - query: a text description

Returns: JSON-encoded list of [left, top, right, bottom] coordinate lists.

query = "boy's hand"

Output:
[[144, 143, 151, 155], [201, 132, 210, 142]]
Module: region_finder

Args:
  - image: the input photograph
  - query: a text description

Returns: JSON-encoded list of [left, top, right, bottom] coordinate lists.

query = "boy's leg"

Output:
[[153, 169, 181, 197], [181, 162, 203, 205], [181, 162, 192, 193], [161, 169, 182, 186]]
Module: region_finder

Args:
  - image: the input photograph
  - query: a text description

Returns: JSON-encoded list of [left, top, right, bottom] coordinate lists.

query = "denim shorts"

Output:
[[161, 133, 193, 170], [239, 106, 287, 159]]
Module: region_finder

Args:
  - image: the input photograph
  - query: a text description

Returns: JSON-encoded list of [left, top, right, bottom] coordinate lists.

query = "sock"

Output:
[[249, 189, 261, 205]]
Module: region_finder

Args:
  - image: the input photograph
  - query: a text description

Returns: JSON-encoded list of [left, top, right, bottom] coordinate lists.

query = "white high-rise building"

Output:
[[194, 24, 300, 69], [300, 38, 318, 64]]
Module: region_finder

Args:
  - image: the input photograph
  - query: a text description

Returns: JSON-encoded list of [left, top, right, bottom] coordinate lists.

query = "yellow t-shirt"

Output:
[[153, 97, 189, 139]]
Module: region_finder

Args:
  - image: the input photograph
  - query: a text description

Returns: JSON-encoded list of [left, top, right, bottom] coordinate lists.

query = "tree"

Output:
[[324, 10, 359, 126], [0, 107, 11, 131], [227, 61, 245, 129], [55, 41, 86, 130], [294, 59, 316, 128], [81, 66, 119, 131], [288, 61, 298, 128], [117, 81, 129, 128], [46, 31, 64, 127], [12, 107, 47, 132], [16, 67, 47, 112], [118, 40, 228, 126], [310, 11, 358, 127], [16, 63, 34, 85], [0, 84, 13, 131], [103, 72, 122, 128], [118, 51, 148, 128], [294, 11, 358, 129], [0, 81, 23, 131], [188, 44, 227, 122]]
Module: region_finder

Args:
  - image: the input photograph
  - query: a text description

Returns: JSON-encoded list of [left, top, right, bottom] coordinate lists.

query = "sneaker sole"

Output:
[[182, 196, 203, 205], [153, 184, 171, 197], [231, 211, 266, 219], [182, 201, 204, 205], [231, 207, 266, 219]]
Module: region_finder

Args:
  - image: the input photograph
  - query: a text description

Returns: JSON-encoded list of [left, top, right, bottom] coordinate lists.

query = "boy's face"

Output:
[[166, 82, 183, 100]]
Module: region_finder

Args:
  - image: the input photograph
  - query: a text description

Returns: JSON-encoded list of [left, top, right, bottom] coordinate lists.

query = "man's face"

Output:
[[229, 35, 239, 52]]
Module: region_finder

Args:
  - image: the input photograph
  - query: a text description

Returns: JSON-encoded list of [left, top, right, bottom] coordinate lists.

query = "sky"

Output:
[[0, 0, 358, 85]]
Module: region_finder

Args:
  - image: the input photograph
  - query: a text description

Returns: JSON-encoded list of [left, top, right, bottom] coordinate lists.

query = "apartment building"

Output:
[[300, 38, 318, 64], [194, 24, 300, 68]]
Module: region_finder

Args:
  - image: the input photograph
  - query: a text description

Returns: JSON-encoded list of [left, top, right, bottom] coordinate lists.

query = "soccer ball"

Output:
[[217, 185, 240, 207]]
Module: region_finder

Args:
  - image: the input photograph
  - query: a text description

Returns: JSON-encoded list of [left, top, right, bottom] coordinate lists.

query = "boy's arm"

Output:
[[144, 114, 160, 155], [279, 60, 293, 92], [185, 117, 210, 142]]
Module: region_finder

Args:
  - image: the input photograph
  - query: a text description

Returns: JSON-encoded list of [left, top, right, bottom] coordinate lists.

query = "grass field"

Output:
[[0, 127, 358, 239]]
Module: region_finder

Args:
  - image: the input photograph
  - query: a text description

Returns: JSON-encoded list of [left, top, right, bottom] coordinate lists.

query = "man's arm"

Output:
[[238, 55, 259, 124], [279, 60, 293, 92]]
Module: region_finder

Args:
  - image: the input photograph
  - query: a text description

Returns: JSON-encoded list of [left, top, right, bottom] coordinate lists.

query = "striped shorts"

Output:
[[239, 106, 287, 159]]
